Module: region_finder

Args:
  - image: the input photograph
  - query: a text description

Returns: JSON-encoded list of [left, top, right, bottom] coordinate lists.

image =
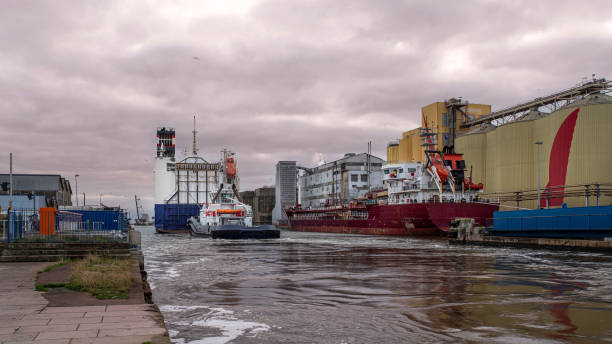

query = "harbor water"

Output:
[[139, 226, 612, 343]]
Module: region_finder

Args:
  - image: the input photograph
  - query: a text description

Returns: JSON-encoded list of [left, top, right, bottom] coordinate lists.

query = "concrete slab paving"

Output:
[[0, 263, 170, 344]]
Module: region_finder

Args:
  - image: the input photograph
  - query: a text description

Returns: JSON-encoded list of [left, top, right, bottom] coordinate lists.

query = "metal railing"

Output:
[[481, 183, 612, 210], [1, 209, 127, 243]]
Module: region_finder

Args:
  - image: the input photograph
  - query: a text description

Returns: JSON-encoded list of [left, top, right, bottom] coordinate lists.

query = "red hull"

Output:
[[426, 202, 499, 232], [287, 202, 498, 237]]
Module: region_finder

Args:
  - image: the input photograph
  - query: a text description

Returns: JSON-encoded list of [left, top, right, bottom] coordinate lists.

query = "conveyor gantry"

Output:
[[462, 78, 611, 127]]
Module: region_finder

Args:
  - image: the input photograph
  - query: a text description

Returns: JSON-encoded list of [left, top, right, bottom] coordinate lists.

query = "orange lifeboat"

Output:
[[217, 209, 244, 216], [431, 159, 449, 183], [226, 157, 236, 179]]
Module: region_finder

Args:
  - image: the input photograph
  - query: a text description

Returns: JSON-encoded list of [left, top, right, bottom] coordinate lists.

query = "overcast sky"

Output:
[[1, 0, 611, 216]]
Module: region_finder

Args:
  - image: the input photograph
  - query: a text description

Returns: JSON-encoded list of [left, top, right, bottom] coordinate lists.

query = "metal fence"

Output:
[[1, 209, 127, 243]]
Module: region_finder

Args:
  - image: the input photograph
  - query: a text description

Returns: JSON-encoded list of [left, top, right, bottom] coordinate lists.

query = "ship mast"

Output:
[[192, 115, 198, 156]]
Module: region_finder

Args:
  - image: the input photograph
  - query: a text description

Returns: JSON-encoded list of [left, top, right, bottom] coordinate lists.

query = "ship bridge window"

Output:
[[399, 168, 403, 173], [407, 168, 416, 173], [361, 174, 368, 182], [351, 174, 358, 182], [384, 169, 389, 174]]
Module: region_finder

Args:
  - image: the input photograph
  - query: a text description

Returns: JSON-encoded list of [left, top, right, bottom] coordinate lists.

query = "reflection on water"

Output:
[[138, 226, 612, 343]]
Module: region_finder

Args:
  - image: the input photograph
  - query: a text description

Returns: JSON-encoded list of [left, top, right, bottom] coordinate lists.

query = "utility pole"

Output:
[[367, 141, 372, 193], [535, 141, 543, 209], [9, 153, 13, 212], [75, 174, 80, 207]]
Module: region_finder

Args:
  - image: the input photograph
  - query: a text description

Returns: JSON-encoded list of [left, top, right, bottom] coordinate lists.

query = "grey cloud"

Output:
[[1, 0, 611, 215]]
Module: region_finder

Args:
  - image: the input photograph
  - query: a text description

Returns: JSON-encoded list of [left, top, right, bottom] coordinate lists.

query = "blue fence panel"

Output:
[[1, 209, 127, 243], [491, 205, 612, 238], [71, 210, 125, 231]]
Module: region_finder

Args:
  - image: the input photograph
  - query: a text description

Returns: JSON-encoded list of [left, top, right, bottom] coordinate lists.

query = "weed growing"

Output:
[[69, 255, 133, 299], [42, 257, 72, 272]]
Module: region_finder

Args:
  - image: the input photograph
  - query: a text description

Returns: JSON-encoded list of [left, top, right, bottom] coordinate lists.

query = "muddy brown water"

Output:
[[138, 226, 612, 343]]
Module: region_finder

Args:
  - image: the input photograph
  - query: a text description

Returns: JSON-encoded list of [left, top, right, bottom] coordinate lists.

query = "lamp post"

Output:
[[74, 174, 80, 207], [9, 153, 13, 212], [535, 141, 543, 209]]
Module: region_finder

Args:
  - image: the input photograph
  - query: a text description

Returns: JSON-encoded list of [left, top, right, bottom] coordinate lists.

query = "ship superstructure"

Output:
[[154, 117, 222, 233], [383, 124, 483, 206], [154, 127, 176, 205]]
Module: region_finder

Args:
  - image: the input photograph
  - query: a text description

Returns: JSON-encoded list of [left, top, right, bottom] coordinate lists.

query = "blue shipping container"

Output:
[[72, 210, 126, 231], [155, 204, 201, 231], [491, 205, 612, 239]]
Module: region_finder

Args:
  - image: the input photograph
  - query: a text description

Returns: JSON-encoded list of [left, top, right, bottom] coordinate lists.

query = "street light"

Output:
[[75, 174, 80, 207], [535, 141, 543, 209]]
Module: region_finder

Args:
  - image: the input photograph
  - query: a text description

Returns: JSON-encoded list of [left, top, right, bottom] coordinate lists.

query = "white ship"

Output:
[[187, 150, 280, 239]]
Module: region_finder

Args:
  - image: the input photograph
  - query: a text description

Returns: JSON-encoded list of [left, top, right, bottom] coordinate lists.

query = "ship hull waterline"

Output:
[[155, 228, 189, 234], [286, 202, 499, 237]]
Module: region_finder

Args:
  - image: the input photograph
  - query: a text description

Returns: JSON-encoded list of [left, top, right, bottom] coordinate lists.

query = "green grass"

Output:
[[42, 258, 71, 272], [35, 283, 73, 292], [36, 255, 133, 299], [68, 255, 133, 299]]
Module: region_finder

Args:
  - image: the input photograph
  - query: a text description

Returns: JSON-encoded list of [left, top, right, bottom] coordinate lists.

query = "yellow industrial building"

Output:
[[456, 94, 612, 209], [387, 92, 612, 210], [387, 100, 491, 164]]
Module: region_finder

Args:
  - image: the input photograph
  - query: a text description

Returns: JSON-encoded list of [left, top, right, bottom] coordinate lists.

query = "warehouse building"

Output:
[[299, 153, 384, 208], [240, 187, 275, 225], [0, 174, 73, 211]]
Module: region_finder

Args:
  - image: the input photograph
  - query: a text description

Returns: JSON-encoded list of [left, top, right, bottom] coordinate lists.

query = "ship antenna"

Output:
[[192, 115, 198, 156]]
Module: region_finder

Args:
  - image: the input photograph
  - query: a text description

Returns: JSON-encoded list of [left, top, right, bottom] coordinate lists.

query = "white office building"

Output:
[[299, 153, 384, 208]]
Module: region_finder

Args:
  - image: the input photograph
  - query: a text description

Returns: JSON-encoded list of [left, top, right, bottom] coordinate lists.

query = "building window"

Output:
[[361, 174, 368, 182], [351, 174, 358, 182], [384, 169, 389, 174]]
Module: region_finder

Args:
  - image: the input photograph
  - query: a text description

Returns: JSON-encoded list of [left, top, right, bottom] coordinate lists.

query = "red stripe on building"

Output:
[[541, 108, 580, 208]]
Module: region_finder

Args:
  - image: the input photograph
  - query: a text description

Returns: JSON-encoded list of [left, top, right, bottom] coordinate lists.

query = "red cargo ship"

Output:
[[285, 201, 497, 236], [285, 126, 498, 236]]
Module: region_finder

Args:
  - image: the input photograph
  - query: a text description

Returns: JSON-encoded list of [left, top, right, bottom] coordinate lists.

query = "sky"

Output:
[[1, 0, 611, 217]]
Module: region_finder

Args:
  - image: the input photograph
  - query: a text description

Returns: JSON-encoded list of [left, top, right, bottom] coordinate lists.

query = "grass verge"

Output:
[[42, 257, 71, 272], [36, 255, 133, 299], [69, 255, 133, 299]]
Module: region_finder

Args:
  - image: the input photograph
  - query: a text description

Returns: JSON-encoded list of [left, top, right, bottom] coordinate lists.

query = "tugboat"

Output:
[[188, 150, 280, 239]]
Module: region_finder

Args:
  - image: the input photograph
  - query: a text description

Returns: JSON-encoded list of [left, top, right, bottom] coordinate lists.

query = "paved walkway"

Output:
[[0, 263, 170, 344]]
